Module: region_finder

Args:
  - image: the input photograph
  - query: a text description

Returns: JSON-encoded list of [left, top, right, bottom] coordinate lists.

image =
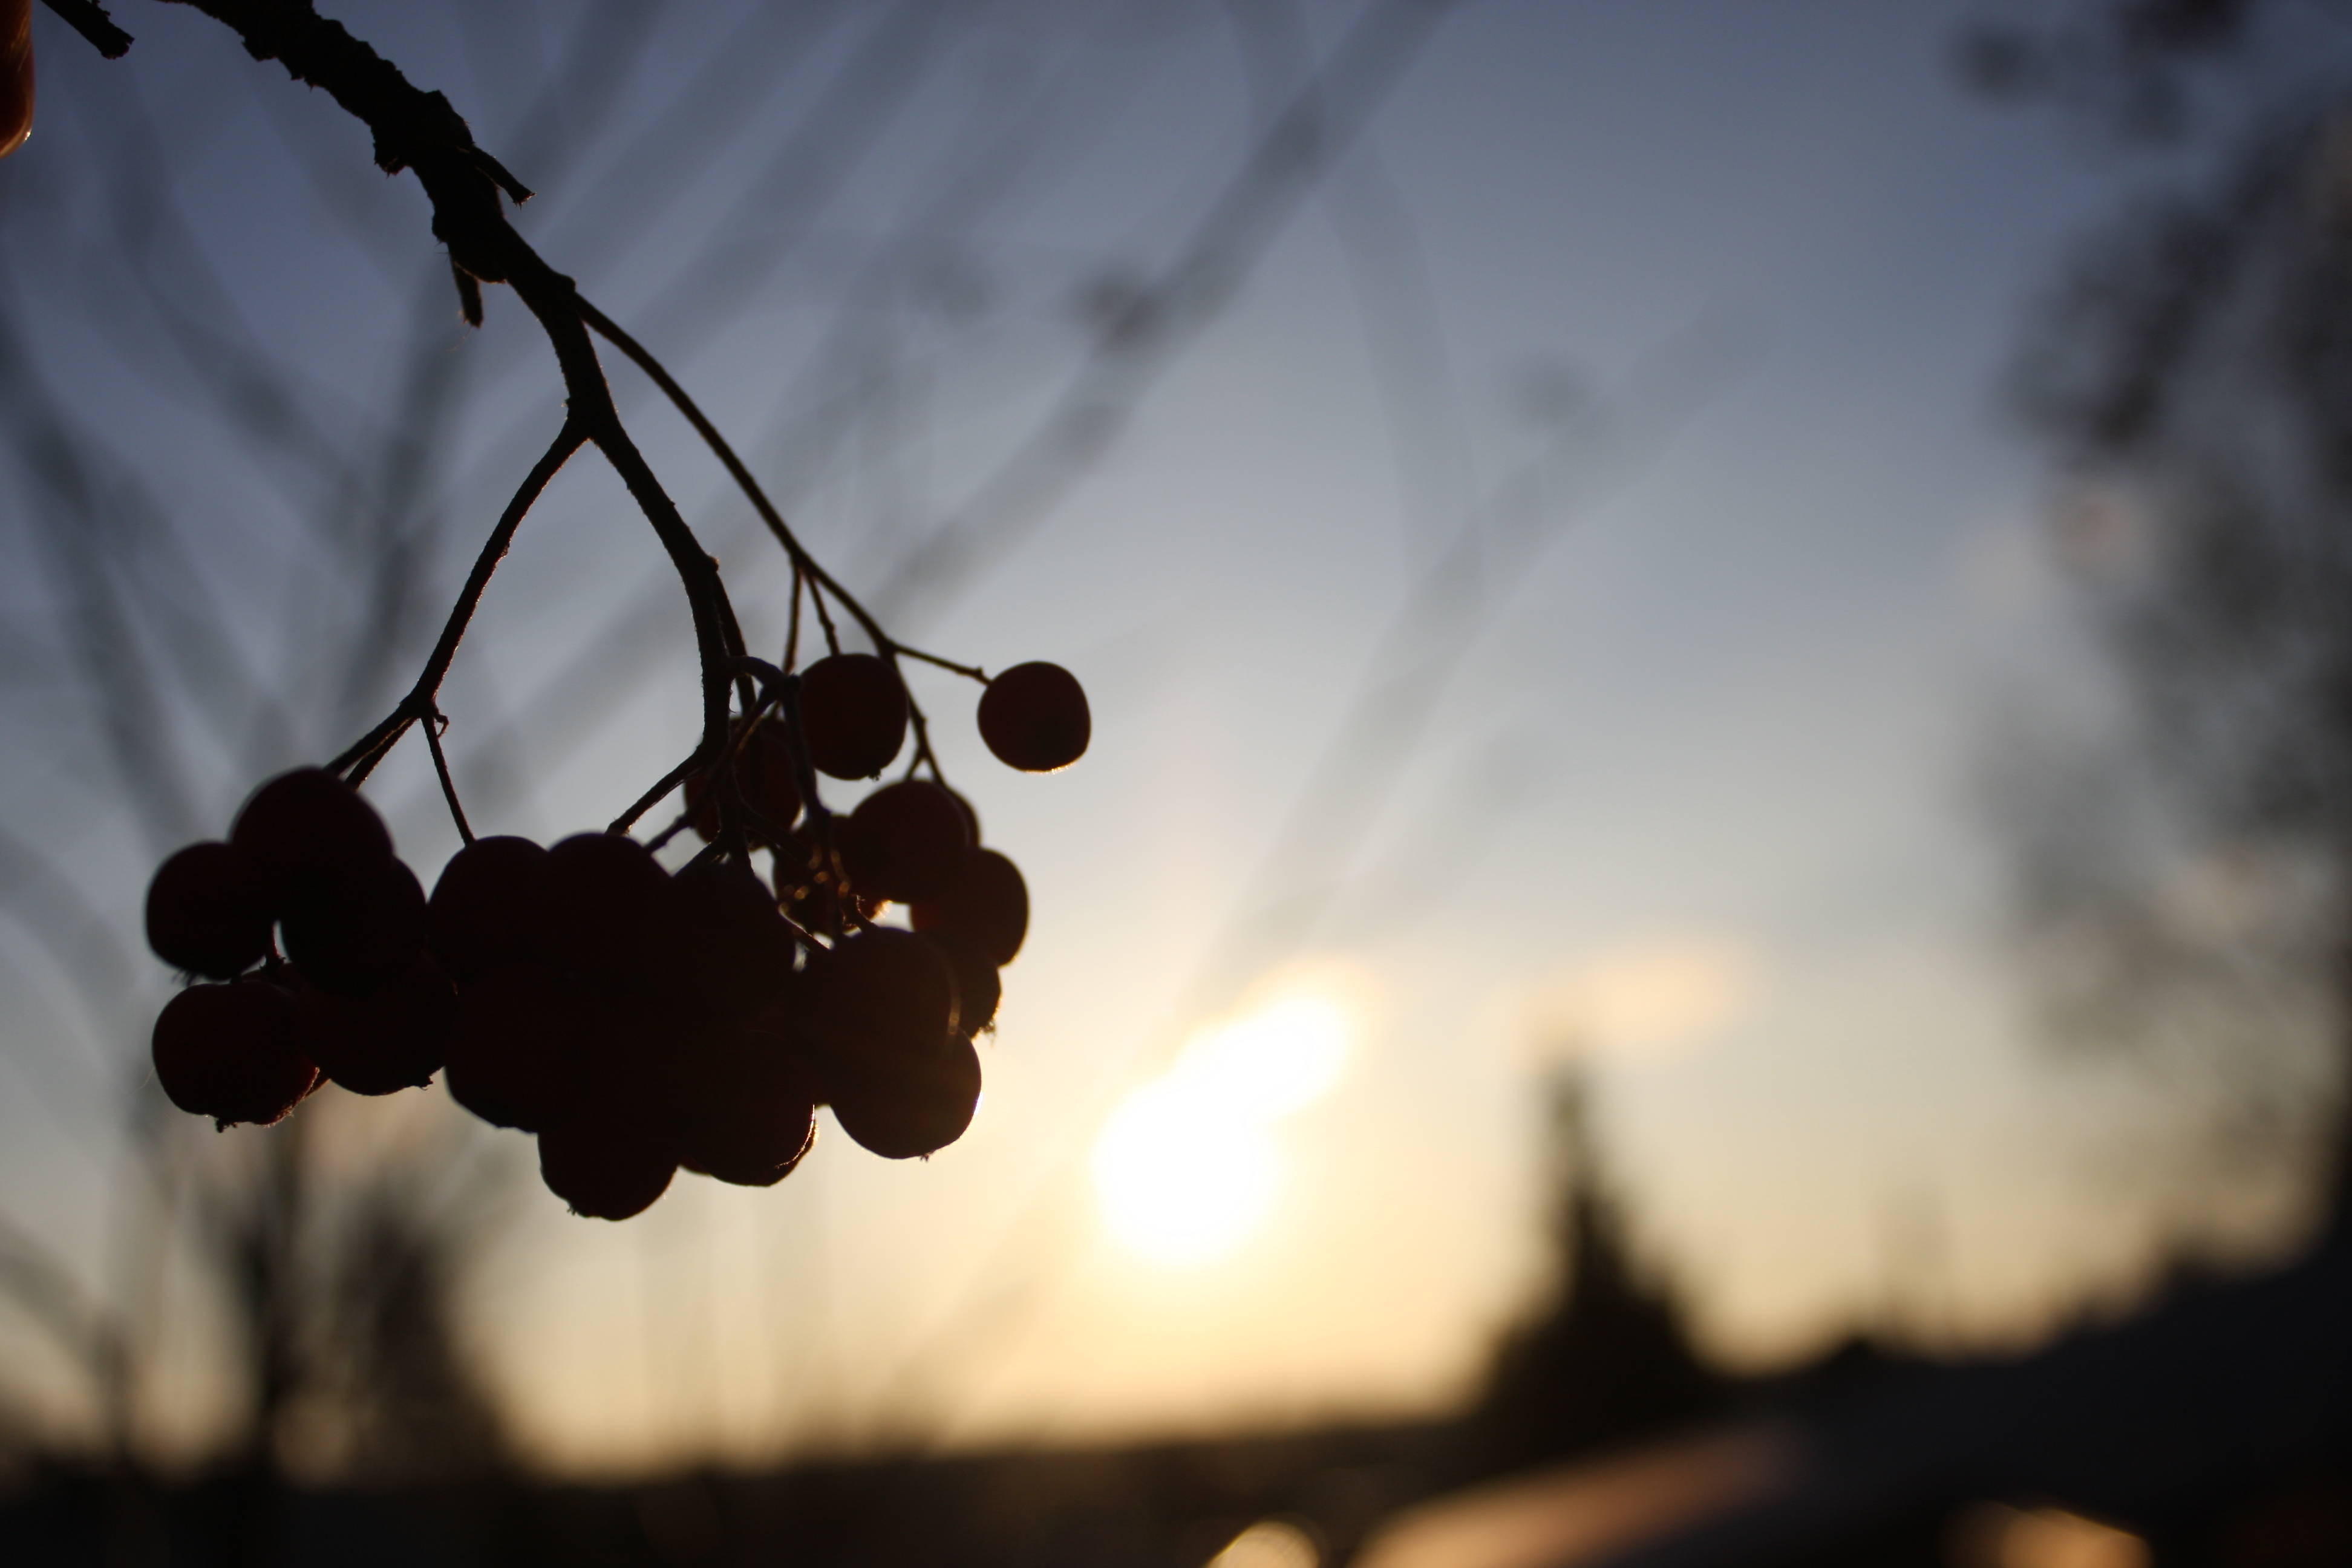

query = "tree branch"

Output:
[[38, 0, 132, 59]]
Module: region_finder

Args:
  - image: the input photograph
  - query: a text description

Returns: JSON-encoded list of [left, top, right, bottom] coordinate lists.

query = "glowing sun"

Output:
[[1092, 988, 1354, 1265]]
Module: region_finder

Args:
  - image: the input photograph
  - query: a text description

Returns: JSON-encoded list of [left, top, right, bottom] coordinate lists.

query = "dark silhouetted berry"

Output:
[[146, 841, 272, 979], [539, 1103, 677, 1220], [911, 848, 1028, 967], [801, 927, 961, 1060], [841, 780, 972, 903], [686, 724, 803, 843], [152, 979, 318, 1126], [799, 653, 907, 779], [445, 964, 588, 1132], [645, 858, 796, 1019], [527, 833, 668, 976], [295, 954, 456, 1096], [428, 836, 547, 985], [577, 990, 714, 1116], [920, 930, 1001, 1033], [280, 858, 428, 995], [829, 1030, 981, 1160], [671, 1028, 820, 1187], [946, 788, 979, 844], [977, 662, 1089, 772], [230, 768, 393, 909]]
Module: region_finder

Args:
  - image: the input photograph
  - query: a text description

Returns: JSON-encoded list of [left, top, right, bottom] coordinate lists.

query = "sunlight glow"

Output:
[[1093, 984, 1358, 1265]]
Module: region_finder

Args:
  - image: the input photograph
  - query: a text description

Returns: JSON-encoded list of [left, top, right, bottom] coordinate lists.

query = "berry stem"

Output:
[[784, 566, 805, 675], [608, 751, 704, 838], [330, 419, 586, 781], [422, 709, 475, 846], [893, 647, 991, 683], [578, 297, 905, 661], [164, 2, 740, 811], [805, 575, 843, 659]]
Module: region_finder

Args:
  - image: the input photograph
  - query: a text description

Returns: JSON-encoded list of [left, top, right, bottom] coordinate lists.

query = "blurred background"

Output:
[[6, 0, 2352, 1563]]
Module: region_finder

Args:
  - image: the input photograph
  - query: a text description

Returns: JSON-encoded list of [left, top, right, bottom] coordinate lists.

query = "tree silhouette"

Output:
[[1971, 0, 2352, 1245], [1452, 1070, 1724, 1485]]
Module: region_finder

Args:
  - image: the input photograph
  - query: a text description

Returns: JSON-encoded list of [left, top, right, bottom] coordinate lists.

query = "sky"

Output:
[[0, 0, 2334, 1476]]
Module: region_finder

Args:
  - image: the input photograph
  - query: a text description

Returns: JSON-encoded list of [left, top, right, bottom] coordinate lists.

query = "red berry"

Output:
[[685, 724, 803, 843], [798, 654, 907, 780], [800, 927, 962, 1060], [829, 1030, 982, 1161], [279, 859, 428, 995], [946, 788, 980, 844], [526, 834, 668, 976], [921, 930, 1001, 1033], [152, 980, 318, 1127], [841, 780, 972, 903], [670, 1027, 820, 1187], [230, 768, 393, 909], [910, 848, 1028, 967], [146, 841, 272, 979], [644, 858, 796, 1019], [538, 1104, 676, 1220], [294, 954, 456, 1096], [578, 990, 712, 1112], [977, 662, 1089, 772], [427, 836, 546, 985], [445, 964, 588, 1132], [0, 0, 29, 163]]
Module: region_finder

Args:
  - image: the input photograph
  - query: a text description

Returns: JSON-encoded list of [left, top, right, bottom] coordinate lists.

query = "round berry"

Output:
[[152, 979, 318, 1126], [685, 724, 803, 843], [445, 964, 587, 1132], [526, 833, 668, 976], [146, 841, 272, 979], [800, 926, 962, 1059], [644, 858, 796, 1019], [976, 662, 1089, 772], [841, 780, 972, 903], [670, 1028, 821, 1187], [829, 1030, 982, 1161], [921, 930, 1001, 1033], [538, 1105, 676, 1220], [428, 836, 546, 985], [294, 955, 456, 1096], [911, 848, 1028, 967], [230, 768, 393, 909], [279, 859, 428, 996], [798, 654, 907, 780]]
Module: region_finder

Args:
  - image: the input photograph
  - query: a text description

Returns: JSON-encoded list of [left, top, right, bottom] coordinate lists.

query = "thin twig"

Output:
[[329, 419, 584, 777], [422, 711, 475, 845], [608, 749, 702, 837], [895, 645, 990, 682], [806, 574, 843, 658], [785, 565, 805, 673], [163, 2, 742, 811], [577, 295, 896, 656]]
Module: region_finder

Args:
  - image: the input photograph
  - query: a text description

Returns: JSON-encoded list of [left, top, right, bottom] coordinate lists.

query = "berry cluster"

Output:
[[144, 653, 1083, 1221]]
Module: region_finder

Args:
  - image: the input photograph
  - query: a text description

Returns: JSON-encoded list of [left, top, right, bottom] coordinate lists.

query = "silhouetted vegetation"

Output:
[[1968, 0, 2352, 1238], [1449, 1072, 1727, 1487]]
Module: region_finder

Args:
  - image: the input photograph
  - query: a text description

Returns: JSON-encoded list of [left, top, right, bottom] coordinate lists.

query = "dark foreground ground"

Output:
[[18, 1217, 2352, 1568], [0, 1420, 1455, 1568]]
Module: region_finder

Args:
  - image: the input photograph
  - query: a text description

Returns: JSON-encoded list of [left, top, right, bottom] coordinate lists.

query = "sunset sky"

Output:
[[0, 0, 2332, 1474]]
